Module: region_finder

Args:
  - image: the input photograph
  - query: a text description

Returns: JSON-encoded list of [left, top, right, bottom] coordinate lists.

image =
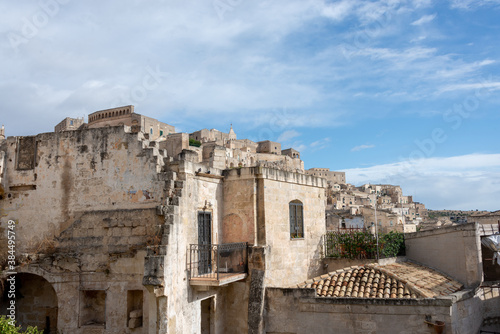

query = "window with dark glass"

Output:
[[289, 200, 304, 238]]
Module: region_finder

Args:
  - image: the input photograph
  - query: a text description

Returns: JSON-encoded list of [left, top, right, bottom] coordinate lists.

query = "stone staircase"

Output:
[[142, 157, 183, 287]]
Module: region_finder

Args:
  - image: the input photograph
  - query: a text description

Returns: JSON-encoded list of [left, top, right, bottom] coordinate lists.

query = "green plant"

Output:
[[0, 316, 43, 334], [380, 231, 405, 258], [189, 138, 201, 147], [324, 231, 405, 259]]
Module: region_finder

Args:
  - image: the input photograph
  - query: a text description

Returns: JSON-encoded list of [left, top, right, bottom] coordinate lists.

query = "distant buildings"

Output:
[[1, 105, 498, 333]]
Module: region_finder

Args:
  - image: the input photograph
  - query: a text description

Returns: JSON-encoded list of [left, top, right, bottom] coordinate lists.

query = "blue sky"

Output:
[[1, 0, 499, 210]]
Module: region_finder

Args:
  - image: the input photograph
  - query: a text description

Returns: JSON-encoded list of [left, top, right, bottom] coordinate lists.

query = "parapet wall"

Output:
[[224, 166, 326, 188], [405, 223, 482, 288], [265, 287, 481, 334]]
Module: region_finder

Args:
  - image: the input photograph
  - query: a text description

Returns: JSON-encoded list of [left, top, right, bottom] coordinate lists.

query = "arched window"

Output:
[[289, 200, 304, 238]]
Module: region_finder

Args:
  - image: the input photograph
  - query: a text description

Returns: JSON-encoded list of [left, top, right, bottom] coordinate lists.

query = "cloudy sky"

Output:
[[1, 0, 500, 210]]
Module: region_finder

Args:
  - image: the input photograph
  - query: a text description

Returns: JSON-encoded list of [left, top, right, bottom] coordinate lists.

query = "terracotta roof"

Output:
[[296, 261, 463, 299]]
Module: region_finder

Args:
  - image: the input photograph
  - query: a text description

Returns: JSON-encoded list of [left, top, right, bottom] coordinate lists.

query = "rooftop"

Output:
[[296, 261, 463, 299]]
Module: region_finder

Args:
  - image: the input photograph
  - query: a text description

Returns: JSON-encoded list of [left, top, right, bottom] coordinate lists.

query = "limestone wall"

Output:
[[262, 175, 326, 287], [160, 160, 227, 334], [223, 168, 257, 245], [480, 287, 500, 321], [0, 126, 166, 252], [0, 126, 169, 333], [161, 132, 189, 158], [405, 223, 482, 288], [265, 288, 480, 334], [470, 214, 500, 225], [223, 167, 326, 288]]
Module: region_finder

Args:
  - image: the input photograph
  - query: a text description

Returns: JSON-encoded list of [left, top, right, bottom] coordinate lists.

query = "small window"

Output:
[[127, 290, 143, 329], [70, 120, 74, 125], [160, 130, 164, 136], [289, 200, 304, 239], [150, 128, 153, 135]]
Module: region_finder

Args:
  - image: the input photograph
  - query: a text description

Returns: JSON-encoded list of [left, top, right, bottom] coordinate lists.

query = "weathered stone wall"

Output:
[[322, 258, 375, 273], [0, 126, 165, 252], [257, 168, 326, 287], [223, 168, 257, 245], [0, 150, 5, 197], [161, 132, 189, 158], [405, 223, 482, 288], [0, 126, 168, 333], [450, 289, 483, 334], [305, 169, 345, 184], [470, 214, 500, 225], [480, 286, 500, 320], [159, 160, 227, 334], [257, 141, 281, 155], [265, 288, 481, 334]]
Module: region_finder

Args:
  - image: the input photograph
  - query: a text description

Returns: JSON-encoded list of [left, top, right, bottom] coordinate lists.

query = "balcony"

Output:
[[188, 242, 248, 286]]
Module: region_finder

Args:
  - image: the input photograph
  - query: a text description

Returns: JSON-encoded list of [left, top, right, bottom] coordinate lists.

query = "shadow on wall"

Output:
[[306, 238, 324, 280], [0, 273, 58, 333]]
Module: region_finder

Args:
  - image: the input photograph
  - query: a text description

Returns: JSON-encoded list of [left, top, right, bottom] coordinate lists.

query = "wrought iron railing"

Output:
[[188, 242, 248, 280]]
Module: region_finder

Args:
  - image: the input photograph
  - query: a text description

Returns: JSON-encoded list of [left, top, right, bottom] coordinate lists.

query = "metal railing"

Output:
[[188, 242, 248, 280], [322, 231, 405, 260], [323, 230, 377, 259]]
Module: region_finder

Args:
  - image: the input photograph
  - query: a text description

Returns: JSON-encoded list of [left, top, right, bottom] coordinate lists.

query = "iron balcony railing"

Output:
[[188, 242, 248, 281]]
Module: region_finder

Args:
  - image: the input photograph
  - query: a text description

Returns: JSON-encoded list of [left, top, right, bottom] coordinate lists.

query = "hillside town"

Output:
[[1, 106, 499, 333]]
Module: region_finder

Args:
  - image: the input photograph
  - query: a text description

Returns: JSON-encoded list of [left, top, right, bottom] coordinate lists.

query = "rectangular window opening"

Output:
[[79, 290, 106, 328], [290, 202, 304, 239], [127, 290, 144, 329]]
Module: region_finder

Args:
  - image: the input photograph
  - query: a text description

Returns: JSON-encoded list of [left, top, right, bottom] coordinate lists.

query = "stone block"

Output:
[[164, 213, 176, 224], [130, 309, 143, 318], [132, 226, 146, 236], [128, 317, 142, 328]]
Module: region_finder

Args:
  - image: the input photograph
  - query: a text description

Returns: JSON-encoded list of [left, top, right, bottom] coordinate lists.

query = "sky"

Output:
[[1, 0, 500, 210]]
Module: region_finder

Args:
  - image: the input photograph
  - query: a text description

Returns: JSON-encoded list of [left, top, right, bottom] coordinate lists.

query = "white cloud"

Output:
[[342, 154, 500, 210], [309, 137, 331, 151], [438, 81, 500, 94], [277, 130, 300, 142], [411, 14, 436, 25], [351, 144, 375, 152], [450, 0, 500, 9], [321, 0, 356, 22]]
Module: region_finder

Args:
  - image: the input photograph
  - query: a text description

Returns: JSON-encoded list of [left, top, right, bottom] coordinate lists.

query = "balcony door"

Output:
[[198, 211, 212, 275]]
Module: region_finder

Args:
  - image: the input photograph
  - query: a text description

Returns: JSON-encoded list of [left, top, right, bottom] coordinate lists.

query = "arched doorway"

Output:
[[1, 273, 58, 333]]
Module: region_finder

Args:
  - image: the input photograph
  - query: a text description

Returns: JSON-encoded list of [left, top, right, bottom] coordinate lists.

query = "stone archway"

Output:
[[1, 273, 58, 333]]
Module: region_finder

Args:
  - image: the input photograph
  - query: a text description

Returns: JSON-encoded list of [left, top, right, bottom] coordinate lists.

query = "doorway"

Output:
[[201, 297, 214, 334], [198, 211, 212, 275]]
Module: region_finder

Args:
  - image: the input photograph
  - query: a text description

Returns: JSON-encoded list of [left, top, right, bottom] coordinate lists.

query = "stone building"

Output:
[[266, 223, 496, 333], [88, 105, 175, 140], [1, 106, 499, 333], [305, 168, 346, 184], [469, 211, 500, 225], [0, 111, 324, 333], [281, 148, 300, 159], [189, 125, 236, 145], [256, 140, 281, 155], [54, 117, 85, 132]]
